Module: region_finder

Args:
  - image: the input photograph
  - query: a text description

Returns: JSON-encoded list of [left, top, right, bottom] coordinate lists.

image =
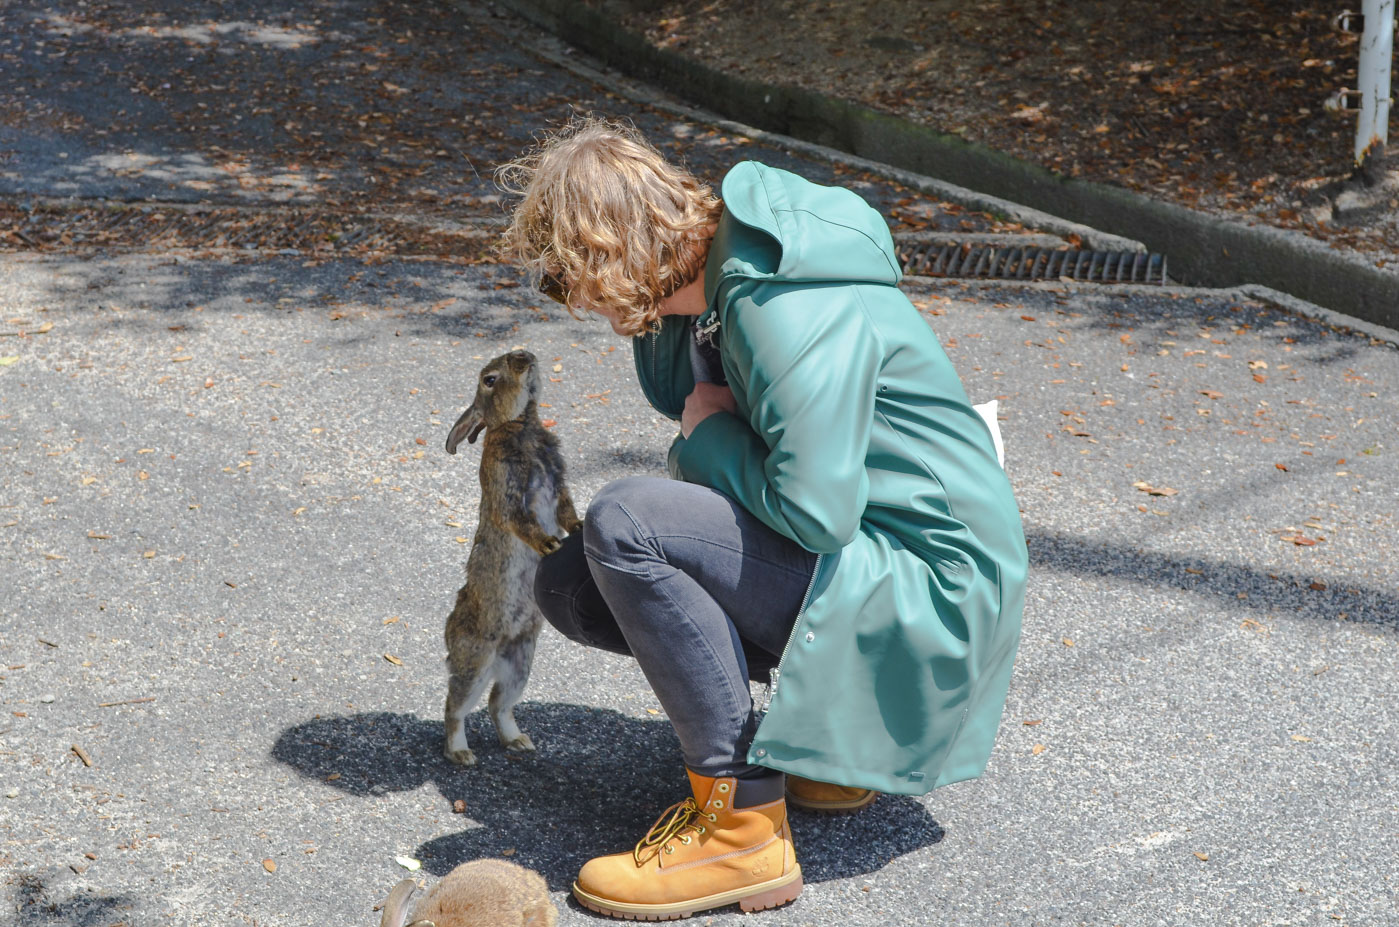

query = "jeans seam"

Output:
[[649, 563, 754, 743]]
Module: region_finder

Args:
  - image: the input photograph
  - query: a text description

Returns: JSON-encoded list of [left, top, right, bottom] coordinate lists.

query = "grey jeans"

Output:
[[533, 475, 819, 778]]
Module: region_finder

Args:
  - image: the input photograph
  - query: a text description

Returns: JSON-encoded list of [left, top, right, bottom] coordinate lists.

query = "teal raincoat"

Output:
[[633, 161, 1027, 796]]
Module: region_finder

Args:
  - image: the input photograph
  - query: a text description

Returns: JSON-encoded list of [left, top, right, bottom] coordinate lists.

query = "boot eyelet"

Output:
[[664, 845, 674, 854], [681, 835, 692, 845], [717, 783, 730, 793], [706, 813, 717, 822], [697, 826, 706, 834], [712, 799, 724, 809]]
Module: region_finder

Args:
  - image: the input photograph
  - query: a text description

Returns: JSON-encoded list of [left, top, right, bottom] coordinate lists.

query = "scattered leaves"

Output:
[[262, 859, 277, 873], [383, 654, 403, 666]]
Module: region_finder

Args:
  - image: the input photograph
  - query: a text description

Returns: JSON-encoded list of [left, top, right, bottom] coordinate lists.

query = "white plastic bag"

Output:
[[972, 400, 1005, 469]]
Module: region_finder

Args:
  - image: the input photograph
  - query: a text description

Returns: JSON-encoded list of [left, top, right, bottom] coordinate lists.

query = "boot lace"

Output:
[[633, 797, 703, 865]]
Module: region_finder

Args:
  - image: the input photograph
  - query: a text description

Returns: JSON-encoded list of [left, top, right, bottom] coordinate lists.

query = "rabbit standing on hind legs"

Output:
[[441, 349, 582, 767]]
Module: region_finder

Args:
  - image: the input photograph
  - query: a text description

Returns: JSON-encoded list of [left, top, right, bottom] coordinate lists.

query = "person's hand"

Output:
[[681, 382, 736, 438]]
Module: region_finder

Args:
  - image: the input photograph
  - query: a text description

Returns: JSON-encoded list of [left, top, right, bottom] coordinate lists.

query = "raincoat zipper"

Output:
[[759, 552, 823, 715]]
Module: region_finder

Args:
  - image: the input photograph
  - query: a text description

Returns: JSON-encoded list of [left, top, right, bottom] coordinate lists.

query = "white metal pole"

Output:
[[1355, 0, 1395, 166]]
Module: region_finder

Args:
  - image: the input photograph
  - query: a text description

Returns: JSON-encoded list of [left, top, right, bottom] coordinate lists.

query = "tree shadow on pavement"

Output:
[[1028, 526, 1398, 629], [270, 703, 944, 891], [5, 872, 135, 927]]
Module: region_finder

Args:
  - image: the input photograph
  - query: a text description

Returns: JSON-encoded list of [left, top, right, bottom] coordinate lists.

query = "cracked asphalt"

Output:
[[1, 2, 1397, 926]]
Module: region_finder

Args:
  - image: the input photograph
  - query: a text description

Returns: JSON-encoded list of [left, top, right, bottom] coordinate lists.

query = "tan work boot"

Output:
[[784, 775, 879, 814], [572, 769, 803, 920]]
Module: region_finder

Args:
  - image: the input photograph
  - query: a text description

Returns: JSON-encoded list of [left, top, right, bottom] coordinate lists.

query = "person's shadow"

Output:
[[270, 703, 944, 891]]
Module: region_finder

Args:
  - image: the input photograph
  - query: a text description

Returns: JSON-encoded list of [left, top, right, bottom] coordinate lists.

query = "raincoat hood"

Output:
[[700, 161, 901, 324]]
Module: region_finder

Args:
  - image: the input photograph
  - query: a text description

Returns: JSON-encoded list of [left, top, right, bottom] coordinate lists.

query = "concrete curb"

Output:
[[487, 0, 1399, 330]]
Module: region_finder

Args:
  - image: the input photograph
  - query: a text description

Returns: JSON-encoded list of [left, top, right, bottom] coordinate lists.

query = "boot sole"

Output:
[[572, 867, 803, 920], [784, 789, 878, 814]]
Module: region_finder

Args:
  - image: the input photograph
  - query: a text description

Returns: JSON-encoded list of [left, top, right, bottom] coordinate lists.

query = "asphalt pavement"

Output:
[[2, 2, 1397, 926]]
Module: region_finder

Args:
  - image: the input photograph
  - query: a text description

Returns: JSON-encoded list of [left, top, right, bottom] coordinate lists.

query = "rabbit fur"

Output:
[[379, 858, 557, 927], [441, 349, 581, 766]]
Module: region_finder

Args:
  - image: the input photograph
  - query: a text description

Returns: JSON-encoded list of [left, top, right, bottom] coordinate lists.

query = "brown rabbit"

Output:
[[441, 349, 582, 766], [379, 858, 557, 927]]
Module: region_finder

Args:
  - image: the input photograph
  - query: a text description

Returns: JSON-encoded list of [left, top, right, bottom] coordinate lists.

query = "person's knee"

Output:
[[583, 476, 661, 565]]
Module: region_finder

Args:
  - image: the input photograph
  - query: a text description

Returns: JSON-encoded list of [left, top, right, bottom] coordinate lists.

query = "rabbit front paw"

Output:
[[564, 517, 584, 535], [537, 535, 562, 555]]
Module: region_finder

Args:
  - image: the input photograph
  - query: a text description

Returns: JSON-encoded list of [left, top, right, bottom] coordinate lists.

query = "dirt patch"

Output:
[[594, 0, 1399, 267]]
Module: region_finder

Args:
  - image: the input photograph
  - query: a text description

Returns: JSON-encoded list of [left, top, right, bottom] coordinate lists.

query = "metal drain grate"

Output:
[[0, 201, 497, 259], [897, 241, 1169, 285]]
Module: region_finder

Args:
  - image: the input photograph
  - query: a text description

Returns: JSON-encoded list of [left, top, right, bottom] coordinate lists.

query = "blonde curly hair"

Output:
[[496, 117, 722, 337]]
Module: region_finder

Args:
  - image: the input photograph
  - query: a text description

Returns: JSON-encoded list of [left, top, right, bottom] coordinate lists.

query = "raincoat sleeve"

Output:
[[672, 286, 880, 553]]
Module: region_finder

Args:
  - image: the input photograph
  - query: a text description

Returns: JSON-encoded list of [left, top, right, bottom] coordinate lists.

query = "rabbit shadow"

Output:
[[270, 703, 943, 891]]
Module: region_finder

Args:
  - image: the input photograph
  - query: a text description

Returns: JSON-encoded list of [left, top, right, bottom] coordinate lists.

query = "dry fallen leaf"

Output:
[[325, 772, 341, 781], [1199, 390, 1223, 399], [1275, 463, 1289, 471], [395, 856, 421, 871], [1031, 744, 1046, 755], [1291, 734, 1312, 742], [1309, 581, 1327, 591], [1061, 638, 1075, 647], [1281, 534, 1318, 546], [1022, 719, 1043, 726], [1193, 851, 1209, 861], [262, 859, 277, 873], [1132, 481, 1178, 496], [383, 654, 403, 666]]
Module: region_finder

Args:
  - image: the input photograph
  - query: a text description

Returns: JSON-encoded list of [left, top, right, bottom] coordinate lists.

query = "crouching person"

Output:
[[500, 118, 1028, 920]]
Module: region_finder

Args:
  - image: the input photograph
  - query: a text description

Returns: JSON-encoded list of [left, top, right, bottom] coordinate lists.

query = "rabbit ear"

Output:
[[379, 879, 419, 927]]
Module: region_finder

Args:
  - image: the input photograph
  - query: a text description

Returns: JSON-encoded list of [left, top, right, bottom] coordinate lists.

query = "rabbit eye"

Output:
[[483, 374, 498, 387]]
